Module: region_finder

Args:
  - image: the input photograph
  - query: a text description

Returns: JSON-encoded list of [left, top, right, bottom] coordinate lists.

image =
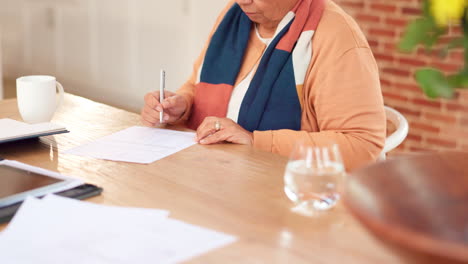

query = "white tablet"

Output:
[[0, 160, 83, 207]]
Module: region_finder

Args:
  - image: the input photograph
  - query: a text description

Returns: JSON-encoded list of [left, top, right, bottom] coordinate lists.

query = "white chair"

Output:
[[379, 106, 409, 160]]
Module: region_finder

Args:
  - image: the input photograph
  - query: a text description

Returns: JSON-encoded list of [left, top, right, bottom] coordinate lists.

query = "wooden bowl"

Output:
[[345, 152, 468, 264]]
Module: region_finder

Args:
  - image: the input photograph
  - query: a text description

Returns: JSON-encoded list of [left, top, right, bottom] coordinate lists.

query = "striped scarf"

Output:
[[188, 0, 325, 132]]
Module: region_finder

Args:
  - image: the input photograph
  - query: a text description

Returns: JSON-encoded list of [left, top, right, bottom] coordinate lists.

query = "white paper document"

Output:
[[64, 126, 197, 164], [0, 195, 236, 264]]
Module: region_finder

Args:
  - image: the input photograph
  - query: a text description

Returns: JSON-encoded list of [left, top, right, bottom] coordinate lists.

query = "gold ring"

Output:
[[214, 120, 221, 131]]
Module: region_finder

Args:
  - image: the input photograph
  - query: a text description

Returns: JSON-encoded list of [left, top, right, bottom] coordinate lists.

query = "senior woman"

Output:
[[141, 0, 386, 171]]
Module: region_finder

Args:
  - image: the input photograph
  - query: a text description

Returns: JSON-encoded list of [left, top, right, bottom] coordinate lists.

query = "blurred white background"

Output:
[[0, 0, 228, 112]]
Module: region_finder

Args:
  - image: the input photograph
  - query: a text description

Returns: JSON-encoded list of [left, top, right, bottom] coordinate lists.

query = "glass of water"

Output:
[[284, 142, 345, 212]]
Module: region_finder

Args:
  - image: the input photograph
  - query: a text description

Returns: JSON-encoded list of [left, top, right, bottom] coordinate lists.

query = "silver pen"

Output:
[[159, 70, 165, 123]]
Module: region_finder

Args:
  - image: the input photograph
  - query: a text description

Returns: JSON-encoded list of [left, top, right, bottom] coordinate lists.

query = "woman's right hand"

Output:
[[141, 91, 188, 127]]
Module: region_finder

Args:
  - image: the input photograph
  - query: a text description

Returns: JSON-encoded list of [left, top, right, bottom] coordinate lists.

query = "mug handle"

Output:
[[56, 81, 65, 109]]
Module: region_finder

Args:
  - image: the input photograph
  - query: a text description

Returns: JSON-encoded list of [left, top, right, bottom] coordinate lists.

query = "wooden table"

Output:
[[0, 94, 402, 263]]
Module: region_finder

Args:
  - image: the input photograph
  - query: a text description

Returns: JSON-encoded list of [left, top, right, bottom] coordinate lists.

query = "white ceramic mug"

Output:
[[16, 75, 64, 124]]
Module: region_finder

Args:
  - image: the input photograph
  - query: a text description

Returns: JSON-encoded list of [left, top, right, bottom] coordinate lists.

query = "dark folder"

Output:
[[0, 184, 103, 224], [0, 118, 69, 144], [0, 130, 69, 144]]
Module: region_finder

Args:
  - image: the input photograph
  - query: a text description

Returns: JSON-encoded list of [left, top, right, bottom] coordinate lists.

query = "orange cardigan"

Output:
[[176, 0, 386, 171]]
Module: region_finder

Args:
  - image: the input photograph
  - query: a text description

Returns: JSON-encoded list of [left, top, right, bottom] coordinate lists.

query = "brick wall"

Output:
[[334, 0, 468, 153]]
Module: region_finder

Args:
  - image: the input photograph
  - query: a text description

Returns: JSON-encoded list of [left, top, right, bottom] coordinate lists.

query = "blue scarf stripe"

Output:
[[240, 51, 302, 131], [200, 5, 251, 86], [259, 57, 301, 130]]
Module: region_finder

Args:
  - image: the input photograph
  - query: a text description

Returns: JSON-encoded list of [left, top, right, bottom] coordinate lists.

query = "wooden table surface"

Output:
[[0, 94, 402, 263]]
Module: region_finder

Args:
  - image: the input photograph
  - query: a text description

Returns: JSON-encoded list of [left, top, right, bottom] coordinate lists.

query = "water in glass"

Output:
[[284, 144, 345, 211]]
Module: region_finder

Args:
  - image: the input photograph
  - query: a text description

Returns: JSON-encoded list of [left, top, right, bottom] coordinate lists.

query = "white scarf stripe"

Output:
[[272, 11, 296, 39], [292, 30, 315, 86]]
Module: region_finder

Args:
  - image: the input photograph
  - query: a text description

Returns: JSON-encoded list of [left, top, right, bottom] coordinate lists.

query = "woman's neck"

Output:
[[256, 22, 279, 39]]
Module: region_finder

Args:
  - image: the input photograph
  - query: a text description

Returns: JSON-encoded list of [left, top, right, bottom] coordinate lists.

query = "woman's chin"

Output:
[[245, 13, 264, 23]]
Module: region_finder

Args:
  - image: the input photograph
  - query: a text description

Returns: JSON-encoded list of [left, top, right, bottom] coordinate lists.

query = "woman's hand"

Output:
[[195, 117, 253, 145], [141, 91, 187, 127]]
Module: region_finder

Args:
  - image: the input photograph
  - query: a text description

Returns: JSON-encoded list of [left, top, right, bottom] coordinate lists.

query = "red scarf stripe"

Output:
[[276, 0, 325, 52]]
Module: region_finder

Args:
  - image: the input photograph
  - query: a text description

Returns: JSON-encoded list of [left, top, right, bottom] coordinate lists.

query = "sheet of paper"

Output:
[[0, 118, 66, 141], [64, 126, 197, 164], [0, 195, 236, 264], [2, 195, 169, 237]]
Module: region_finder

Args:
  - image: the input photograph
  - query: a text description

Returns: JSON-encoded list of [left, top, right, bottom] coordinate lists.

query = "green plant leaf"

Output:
[[399, 18, 438, 52], [463, 36, 468, 66], [439, 38, 464, 58], [415, 68, 455, 99], [447, 74, 462, 87], [422, 29, 445, 49], [422, 0, 431, 17], [448, 72, 468, 88], [462, 6, 468, 35]]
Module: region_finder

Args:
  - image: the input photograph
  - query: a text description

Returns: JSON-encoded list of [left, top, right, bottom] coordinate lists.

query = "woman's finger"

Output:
[[144, 105, 160, 118], [143, 106, 160, 122], [142, 107, 160, 125], [141, 119, 154, 127], [199, 130, 228, 145], [197, 118, 253, 145], [196, 117, 218, 142], [144, 92, 160, 109], [161, 93, 185, 111], [141, 115, 156, 127], [164, 90, 176, 97], [161, 95, 177, 109]]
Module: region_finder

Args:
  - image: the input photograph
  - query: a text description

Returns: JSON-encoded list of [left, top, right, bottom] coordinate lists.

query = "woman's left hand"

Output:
[[195, 117, 253, 145]]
